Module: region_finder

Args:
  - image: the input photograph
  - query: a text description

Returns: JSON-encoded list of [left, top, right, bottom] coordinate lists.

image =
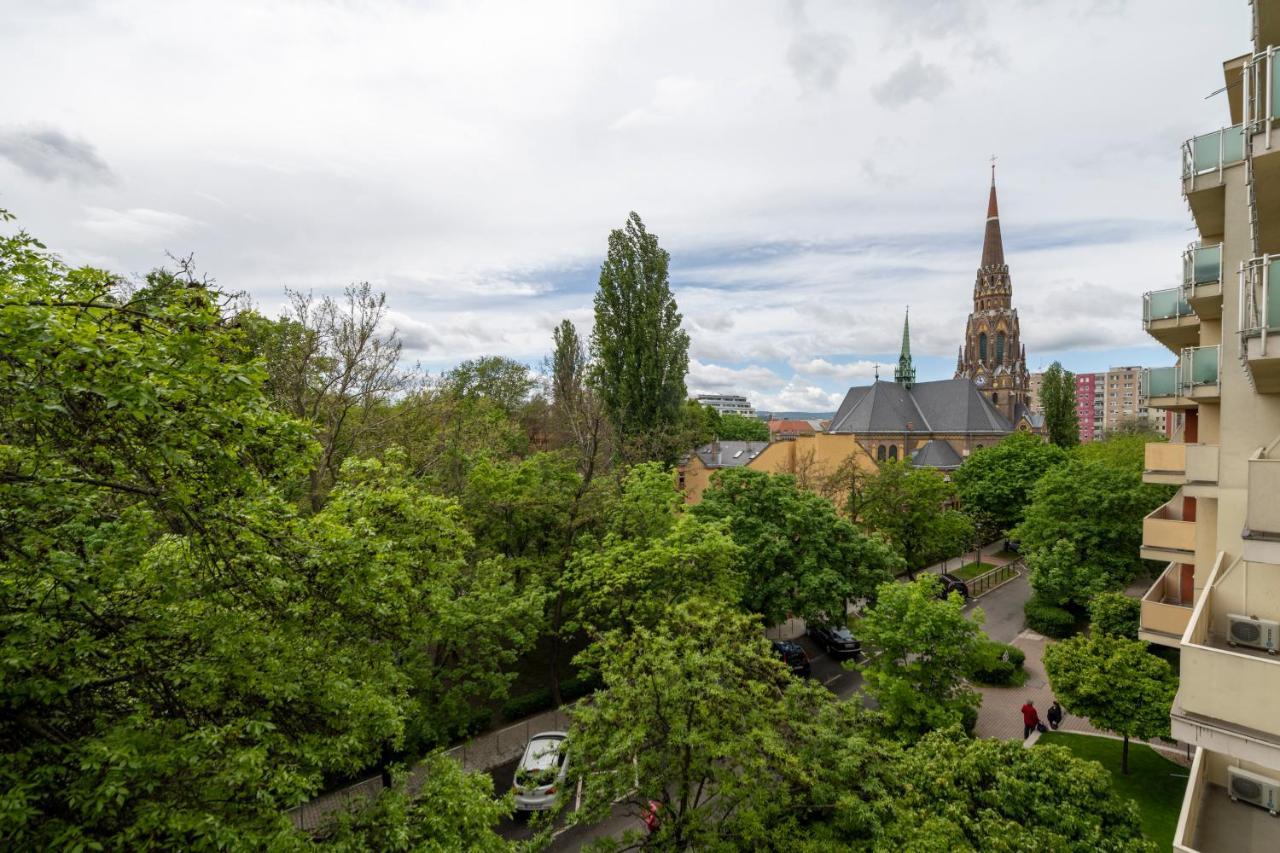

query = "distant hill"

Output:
[[755, 411, 835, 420]]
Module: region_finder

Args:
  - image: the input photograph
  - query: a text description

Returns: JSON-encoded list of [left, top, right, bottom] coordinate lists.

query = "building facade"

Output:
[[694, 393, 756, 417], [1136, 5, 1280, 847], [1074, 372, 1099, 442], [955, 171, 1033, 424]]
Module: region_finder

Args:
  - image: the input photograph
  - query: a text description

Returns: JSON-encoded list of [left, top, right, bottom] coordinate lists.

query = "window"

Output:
[[995, 332, 1006, 363], [978, 333, 988, 363], [888, 445, 898, 461], [992, 392, 999, 405], [877, 445, 886, 461]]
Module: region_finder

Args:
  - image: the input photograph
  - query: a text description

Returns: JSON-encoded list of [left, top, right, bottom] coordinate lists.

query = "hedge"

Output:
[[501, 672, 602, 720], [1024, 594, 1077, 639], [969, 639, 1027, 686]]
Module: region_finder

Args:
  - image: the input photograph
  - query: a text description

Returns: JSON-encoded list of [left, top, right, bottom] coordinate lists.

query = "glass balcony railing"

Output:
[[1182, 125, 1245, 178], [1142, 366, 1178, 398], [1143, 286, 1193, 323], [1183, 243, 1222, 288], [1245, 47, 1280, 132], [1181, 345, 1221, 389], [1242, 256, 1280, 336]]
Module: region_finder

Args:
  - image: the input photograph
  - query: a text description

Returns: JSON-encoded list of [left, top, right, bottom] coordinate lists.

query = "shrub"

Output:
[[969, 639, 1027, 686], [500, 672, 603, 720], [1025, 594, 1077, 638], [1088, 591, 1141, 639]]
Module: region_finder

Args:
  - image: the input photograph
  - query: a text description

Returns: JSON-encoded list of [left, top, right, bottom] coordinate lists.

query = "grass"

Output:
[[1037, 731, 1187, 849], [951, 560, 997, 580]]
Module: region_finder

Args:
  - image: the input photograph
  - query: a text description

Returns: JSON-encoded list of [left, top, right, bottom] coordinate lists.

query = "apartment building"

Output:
[[1137, 3, 1280, 848], [1068, 366, 1162, 442], [1074, 372, 1099, 441], [694, 393, 756, 417]]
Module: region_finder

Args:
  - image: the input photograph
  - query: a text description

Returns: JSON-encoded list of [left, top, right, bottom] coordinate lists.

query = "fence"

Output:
[[286, 705, 575, 834], [968, 561, 1022, 599]]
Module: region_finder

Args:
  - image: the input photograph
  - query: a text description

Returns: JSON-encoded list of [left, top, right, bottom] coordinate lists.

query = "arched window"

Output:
[[888, 445, 898, 461], [978, 333, 988, 363], [877, 445, 886, 461], [992, 392, 999, 406], [996, 332, 1006, 363]]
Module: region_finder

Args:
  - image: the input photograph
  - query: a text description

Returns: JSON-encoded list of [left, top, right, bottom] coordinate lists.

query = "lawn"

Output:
[[1037, 731, 1187, 849], [952, 560, 997, 580]]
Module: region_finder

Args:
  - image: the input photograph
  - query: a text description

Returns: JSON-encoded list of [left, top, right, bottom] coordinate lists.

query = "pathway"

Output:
[[973, 628, 1101, 741]]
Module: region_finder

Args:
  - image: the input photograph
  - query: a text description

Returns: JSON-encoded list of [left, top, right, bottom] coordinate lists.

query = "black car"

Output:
[[771, 639, 811, 677], [938, 573, 969, 600], [807, 623, 861, 660]]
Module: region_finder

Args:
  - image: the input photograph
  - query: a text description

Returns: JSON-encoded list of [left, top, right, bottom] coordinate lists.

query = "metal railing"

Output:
[[1179, 344, 1221, 391], [1182, 243, 1222, 299], [1244, 45, 1280, 148], [1182, 124, 1245, 183], [967, 561, 1021, 599], [1143, 286, 1194, 324], [1142, 365, 1179, 399], [1241, 256, 1280, 355]]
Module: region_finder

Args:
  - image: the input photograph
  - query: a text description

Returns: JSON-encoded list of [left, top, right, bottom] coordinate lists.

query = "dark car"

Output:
[[937, 573, 969, 600], [807, 623, 861, 660], [771, 639, 811, 677]]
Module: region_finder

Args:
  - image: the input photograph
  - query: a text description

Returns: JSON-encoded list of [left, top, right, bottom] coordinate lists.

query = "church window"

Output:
[[888, 445, 898, 461], [996, 332, 1006, 363], [992, 392, 999, 405], [877, 445, 886, 461], [978, 333, 988, 363]]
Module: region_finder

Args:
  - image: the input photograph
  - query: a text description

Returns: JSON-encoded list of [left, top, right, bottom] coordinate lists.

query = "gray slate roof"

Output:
[[693, 440, 771, 468], [910, 439, 964, 470], [827, 379, 1013, 435], [1013, 402, 1046, 430]]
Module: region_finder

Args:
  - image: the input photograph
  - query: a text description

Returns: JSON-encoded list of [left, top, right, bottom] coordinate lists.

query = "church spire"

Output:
[[894, 308, 916, 389], [981, 162, 1005, 269]]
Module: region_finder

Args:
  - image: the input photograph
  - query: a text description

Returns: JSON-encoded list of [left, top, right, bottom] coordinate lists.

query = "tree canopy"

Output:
[[1040, 361, 1080, 449], [857, 460, 973, 578], [952, 431, 1067, 538]]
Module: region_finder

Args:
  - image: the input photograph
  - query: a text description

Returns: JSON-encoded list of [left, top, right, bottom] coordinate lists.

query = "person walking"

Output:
[[1021, 700, 1040, 739], [1047, 701, 1064, 731]]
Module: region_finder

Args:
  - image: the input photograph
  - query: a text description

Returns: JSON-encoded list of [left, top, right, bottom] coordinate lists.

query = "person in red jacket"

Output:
[[1021, 700, 1040, 738]]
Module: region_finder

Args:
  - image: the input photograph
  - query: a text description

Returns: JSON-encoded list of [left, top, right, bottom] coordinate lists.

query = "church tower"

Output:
[[955, 167, 1030, 423], [894, 308, 916, 389]]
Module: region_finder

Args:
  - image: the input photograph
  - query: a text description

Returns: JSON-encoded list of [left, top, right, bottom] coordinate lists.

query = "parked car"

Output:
[[1005, 538, 1021, 554], [771, 639, 812, 677], [938, 573, 969, 600], [513, 731, 569, 812], [807, 623, 861, 660]]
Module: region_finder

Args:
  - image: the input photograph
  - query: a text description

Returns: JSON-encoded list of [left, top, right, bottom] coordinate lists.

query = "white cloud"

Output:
[[687, 359, 784, 394], [790, 357, 890, 380], [758, 378, 846, 412], [0, 126, 114, 185], [872, 53, 950, 107], [79, 207, 199, 245]]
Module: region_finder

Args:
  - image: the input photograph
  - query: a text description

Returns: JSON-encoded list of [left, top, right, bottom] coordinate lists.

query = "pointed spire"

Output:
[[981, 163, 1005, 269], [894, 307, 916, 389]]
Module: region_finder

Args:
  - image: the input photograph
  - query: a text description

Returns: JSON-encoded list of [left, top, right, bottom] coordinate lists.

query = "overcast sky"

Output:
[[0, 0, 1249, 411]]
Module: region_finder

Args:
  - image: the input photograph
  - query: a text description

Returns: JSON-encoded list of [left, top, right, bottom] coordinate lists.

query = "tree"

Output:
[[1015, 458, 1161, 607], [1044, 635, 1178, 774], [561, 598, 811, 850], [548, 318, 611, 480], [859, 460, 973, 578], [1040, 361, 1080, 448], [952, 431, 1067, 538], [443, 354, 536, 416], [691, 468, 900, 625], [1089, 591, 1142, 639], [855, 576, 984, 736], [589, 212, 690, 461], [716, 412, 769, 441]]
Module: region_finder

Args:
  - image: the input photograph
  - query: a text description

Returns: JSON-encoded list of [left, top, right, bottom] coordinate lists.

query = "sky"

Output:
[[0, 0, 1250, 412]]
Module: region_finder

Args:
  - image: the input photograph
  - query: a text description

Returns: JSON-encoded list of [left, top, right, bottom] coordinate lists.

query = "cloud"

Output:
[[79, 207, 198, 244], [786, 32, 852, 91], [687, 359, 783, 394], [0, 127, 114, 185], [612, 76, 711, 130], [872, 54, 950, 107], [790, 357, 890, 380], [759, 378, 845, 412]]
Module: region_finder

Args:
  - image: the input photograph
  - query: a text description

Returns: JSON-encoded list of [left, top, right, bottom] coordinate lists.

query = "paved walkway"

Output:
[[974, 629, 1102, 741]]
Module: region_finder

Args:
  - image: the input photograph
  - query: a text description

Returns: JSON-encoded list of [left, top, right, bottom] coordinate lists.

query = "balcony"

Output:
[[1142, 365, 1195, 410], [1180, 345, 1221, 404], [1174, 746, 1280, 853], [1240, 256, 1280, 392], [1185, 443, 1220, 495], [1141, 492, 1196, 562], [1182, 243, 1223, 319], [1143, 286, 1200, 352], [1244, 441, 1280, 564], [1139, 561, 1193, 648], [1244, 49, 1280, 253], [1182, 125, 1244, 238], [1172, 556, 1280, 770], [1143, 441, 1186, 485]]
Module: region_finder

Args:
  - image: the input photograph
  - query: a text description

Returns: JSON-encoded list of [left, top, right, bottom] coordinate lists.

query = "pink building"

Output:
[[1075, 373, 1098, 442]]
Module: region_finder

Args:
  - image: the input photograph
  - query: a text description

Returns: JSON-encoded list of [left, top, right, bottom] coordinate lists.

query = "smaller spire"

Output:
[[894, 307, 916, 389]]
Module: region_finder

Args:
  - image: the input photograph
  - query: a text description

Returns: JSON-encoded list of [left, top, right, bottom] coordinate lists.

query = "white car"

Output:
[[513, 731, 569, 812]]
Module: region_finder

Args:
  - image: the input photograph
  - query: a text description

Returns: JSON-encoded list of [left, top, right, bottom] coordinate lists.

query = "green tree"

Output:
[[444, 355, 536, 416], [855, 576, 984, 736], [589, 212, 690, 461], [1041, 361, 1080, 448], [692, 468, 900, 625], [952, 430, 1067, 538], [1015, 458, 1161, 607], [716, 412, 769, 441], [1044, 635, 1178, 774], [859, 459, 973, 579], [1089, 591, 1142, 639], [548, 319, 611, 480], [561, 598, 809, 850]]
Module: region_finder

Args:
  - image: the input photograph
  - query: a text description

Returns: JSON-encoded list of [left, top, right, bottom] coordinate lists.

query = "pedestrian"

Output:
[[1021, 699, 1040, 739], [1047, 700, 1063, 731]]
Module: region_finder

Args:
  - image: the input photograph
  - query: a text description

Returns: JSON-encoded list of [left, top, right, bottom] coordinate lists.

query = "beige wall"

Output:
[[679, 433, 878, 505]]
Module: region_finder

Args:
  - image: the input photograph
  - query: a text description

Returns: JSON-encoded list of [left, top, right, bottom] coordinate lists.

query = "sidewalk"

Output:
[[923, 539, 1018, 577], [973, 629, 1101, 741]]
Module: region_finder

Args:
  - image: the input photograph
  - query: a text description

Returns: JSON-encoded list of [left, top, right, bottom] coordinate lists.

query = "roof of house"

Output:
[[910, 439, 964, 470], [827, 379, 1013, 435], [768, 418, 818, 435], [1013, 402, 1046, 430], [692, 440, 771, 468]]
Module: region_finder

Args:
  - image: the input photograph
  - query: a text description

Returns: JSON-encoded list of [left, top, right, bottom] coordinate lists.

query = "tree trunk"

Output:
[[1121, 734, 1130, 775]]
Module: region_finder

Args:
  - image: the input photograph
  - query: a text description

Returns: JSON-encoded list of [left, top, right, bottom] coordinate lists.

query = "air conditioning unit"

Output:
[[1228, 766, 1280, 815], [1227, 614, 1280, 653]]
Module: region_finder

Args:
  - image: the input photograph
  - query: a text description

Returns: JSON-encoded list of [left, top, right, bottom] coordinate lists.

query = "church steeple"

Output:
[[981, 164, 1005, 269], [894, 308, 916, 389]]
